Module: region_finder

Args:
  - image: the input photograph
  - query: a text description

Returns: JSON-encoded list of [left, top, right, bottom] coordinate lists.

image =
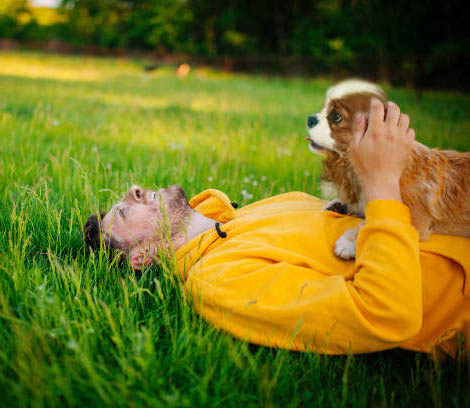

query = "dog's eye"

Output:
[[329, 111, 343, 124]]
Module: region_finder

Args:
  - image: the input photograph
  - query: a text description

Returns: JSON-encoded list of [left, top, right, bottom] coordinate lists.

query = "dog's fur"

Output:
[[306, 79, 470, 259]]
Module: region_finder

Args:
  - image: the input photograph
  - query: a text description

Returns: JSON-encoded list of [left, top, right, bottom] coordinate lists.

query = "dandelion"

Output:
[[243, 177, 250, 183], [304, 171, 310, 177], [91, 146, 98, 153], [261, 176, 267, 181], [106, 163, 112, 170], [208, 176, 213, 182], [52, 119, 59, 127]]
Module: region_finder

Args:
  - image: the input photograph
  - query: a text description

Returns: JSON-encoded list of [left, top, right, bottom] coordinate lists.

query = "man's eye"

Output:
[[152, 192, 156, 200], [119, 208, 125, 218], [329, 111, 343, 124]]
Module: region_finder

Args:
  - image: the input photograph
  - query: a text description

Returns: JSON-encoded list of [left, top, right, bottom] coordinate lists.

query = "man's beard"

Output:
[[164, 186, 192, 239]]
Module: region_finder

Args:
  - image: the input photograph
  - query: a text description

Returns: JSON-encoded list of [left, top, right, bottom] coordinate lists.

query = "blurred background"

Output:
[[0, 0, 468, 91]]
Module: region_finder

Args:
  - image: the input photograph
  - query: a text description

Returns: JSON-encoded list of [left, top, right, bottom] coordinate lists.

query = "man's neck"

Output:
[[183, 210, 218, 244]]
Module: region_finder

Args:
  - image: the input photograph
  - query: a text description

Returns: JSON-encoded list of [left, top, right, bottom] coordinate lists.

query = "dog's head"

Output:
[[306, 79, 387, 155]]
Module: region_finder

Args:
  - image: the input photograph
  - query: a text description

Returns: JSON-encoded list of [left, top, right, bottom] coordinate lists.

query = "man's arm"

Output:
[[344, 99, 422, 344]]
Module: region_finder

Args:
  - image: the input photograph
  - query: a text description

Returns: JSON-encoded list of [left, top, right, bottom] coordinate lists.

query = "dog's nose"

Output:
[[307, 115, 319, 128]]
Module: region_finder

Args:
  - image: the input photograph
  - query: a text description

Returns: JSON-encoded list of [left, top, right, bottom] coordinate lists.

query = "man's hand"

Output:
[[351, 98, 415, 203]]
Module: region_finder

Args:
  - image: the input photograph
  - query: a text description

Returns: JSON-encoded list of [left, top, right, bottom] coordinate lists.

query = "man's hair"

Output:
[[83, 212, 106, 251], [83, 212, 126, 259]]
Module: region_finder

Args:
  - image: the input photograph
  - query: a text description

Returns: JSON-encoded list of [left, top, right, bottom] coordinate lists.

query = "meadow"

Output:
[[0, 51, 469, 407]]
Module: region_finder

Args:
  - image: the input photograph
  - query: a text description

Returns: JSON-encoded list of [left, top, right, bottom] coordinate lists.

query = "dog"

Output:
[[306, 79, 470, 259]]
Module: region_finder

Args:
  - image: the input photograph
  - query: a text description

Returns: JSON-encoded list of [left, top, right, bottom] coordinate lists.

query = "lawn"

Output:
[[0, 51, 469, 407]]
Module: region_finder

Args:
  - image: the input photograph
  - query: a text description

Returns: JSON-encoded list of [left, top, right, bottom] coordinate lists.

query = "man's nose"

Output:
[[307, 115, 319, 128], [129, 186, 144, 202]]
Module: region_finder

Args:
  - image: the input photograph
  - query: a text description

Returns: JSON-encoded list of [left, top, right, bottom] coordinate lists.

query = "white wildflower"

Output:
[[66, 340, 79, 351], [169, 142, 184, 151], [276, 147, 292, 157], [241, 190, 253, 200]]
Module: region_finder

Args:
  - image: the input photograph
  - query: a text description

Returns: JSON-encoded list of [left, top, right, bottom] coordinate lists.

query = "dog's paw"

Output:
[[323, 199, 348, 215], [334, 234, 356, 260]]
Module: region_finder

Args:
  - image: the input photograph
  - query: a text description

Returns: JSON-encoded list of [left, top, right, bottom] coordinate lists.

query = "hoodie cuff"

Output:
[[365, 200, 411, 225]]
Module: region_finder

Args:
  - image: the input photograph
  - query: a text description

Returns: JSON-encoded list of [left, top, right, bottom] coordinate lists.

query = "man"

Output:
[[84, 100, 469, 358]]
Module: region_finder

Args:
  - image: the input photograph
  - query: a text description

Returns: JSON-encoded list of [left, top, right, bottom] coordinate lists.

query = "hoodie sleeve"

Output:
[[185, 200, 422, 354], [346, 200, 422, 345]]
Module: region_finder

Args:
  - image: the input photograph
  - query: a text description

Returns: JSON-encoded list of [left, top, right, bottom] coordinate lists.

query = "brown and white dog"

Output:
[[306, 79, 470, 259]]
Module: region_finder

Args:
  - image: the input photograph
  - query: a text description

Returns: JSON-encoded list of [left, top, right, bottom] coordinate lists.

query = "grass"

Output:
[[0, 51, 469, 407]]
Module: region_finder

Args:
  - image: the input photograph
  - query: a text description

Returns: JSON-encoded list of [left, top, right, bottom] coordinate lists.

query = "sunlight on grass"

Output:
[[0, 51, 469, 407]]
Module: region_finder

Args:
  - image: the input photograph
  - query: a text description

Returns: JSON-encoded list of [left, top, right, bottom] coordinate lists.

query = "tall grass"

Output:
[[0, 51, 469, 407]]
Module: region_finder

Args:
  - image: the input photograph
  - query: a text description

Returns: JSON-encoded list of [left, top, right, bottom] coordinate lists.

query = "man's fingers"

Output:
[[369, 98, 385, 130], [398, 113, 410, 130], [385, 101, 400, 126], [351, 112, 366, 150]]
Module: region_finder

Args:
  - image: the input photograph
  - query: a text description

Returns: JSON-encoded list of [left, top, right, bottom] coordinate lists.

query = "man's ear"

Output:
[[129, 245, 154, 271]]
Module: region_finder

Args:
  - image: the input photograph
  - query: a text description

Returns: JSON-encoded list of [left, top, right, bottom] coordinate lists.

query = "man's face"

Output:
[[101, 185, 192, 250]]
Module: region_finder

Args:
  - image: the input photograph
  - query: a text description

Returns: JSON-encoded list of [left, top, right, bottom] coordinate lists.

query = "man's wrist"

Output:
[[363, 178, 402, 203]]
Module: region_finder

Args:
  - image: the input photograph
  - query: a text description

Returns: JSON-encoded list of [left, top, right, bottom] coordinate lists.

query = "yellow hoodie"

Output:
[[175, 190, 470, 357]]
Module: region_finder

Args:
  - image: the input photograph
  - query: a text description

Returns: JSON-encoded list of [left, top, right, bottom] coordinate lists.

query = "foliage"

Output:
[[0, 0, 469, 89], [0, 51, 469, 407], [57, 0, 193, 50]]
